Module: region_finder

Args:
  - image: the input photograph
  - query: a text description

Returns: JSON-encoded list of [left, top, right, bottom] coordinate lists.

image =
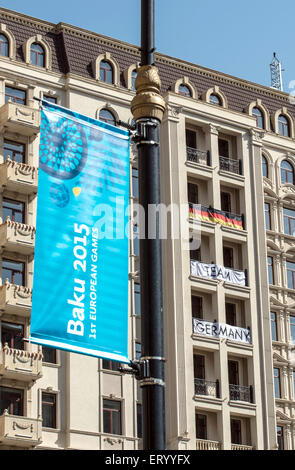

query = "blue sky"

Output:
[[1, 0, 295, 93]]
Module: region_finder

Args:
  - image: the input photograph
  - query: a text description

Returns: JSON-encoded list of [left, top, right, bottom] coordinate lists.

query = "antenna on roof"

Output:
[[270, 52, 284, 91]]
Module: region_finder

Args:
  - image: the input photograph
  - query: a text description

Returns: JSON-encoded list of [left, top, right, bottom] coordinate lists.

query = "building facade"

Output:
[[0, 6, 294, 450]]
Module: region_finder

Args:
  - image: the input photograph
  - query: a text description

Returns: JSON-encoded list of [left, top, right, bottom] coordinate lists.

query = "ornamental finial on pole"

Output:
[[131, 64, 166, 122]]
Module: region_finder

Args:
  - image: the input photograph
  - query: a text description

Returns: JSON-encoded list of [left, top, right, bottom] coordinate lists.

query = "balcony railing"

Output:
[[0, 101, 40, 136], [0, 344, 43, 382], [0, 410, 42, 448], [219, 156, 242, 175], [186, 147, 210, 166], [231, 444, 254, 451], [0, 159, 38, 194], [229, 384, 254, 403], [0, 281, 32, 317], [194, 378, 220, 398], [0, 218, 35, 254], [188, 204, 244, 230], [196, 439, 221, 450]]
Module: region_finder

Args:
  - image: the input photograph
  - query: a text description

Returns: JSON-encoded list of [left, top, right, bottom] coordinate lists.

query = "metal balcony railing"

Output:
[[219, 156, 242, 175], [194, 378, 220, 398], [186, 147, 210, 166], [229, 384, 254, 403]]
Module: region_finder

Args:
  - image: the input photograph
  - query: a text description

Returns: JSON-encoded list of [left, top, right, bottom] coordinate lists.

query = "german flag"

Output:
[[189, 204, 243, 231]]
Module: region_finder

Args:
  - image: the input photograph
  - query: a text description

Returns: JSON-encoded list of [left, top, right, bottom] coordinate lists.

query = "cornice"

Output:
[[0, 7, 55, 32]]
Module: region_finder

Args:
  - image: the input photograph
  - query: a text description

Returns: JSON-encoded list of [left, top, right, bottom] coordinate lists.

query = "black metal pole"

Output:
[[133, 0, 166, 450]]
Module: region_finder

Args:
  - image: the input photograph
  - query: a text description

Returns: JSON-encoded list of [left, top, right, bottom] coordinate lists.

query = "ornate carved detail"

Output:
[[131, 65, 166, 122], [250, 128, 265, 143], [5, 158, 37, 179], [104, 437, 123, 445]]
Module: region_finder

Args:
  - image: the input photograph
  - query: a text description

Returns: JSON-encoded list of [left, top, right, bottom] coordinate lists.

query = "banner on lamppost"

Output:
[[30, 101, 130, 363]]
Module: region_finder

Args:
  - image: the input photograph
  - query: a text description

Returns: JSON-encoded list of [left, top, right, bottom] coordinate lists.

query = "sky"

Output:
[[1, 0, 295, 94]]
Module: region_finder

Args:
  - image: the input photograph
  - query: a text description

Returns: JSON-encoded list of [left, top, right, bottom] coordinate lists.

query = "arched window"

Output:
[[0, 34, 8, 57], [281, 160, 294, 184], [99, 61, 113, 84], [131, 70, 137, 91], [252, 107, 264, 129], [262, 155, 268, 178], [30, 42, 45, 67], [278, 115, 290, 137], [209, 93, 222, 106], [179, 84, 191, 97], [99, 109, 116, 126]]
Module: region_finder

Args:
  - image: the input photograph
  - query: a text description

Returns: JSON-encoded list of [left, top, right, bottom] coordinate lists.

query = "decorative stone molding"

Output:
[[95, 103, 119, 123], [22, 34, 52, 70], [92, 52, 120, 86], [123, 62, 140, 91], [0, 23, 16, 59], [246, 99, 270, 131], [271, 107, 295, 138], [171, 77, 197, 99], [202, 85, 228, 108]]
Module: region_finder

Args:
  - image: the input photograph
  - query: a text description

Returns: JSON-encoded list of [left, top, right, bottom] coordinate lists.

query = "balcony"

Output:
[[229, 384, 254, 403], [186, 147, 211, 166], [0, 101, 40, 136], [0, 219, 35, 255], [231, 444, 254, 451], [194, 378, 220, 398], [0, 344, 42, 382], [0, 159, 38, 194], [0, 281, 32, 317], [189, 204, 244, 230], [196, 439, 221, 450], [219, 156, 242, 175], [0, 410, 42, 448], [190, 260, 246, 287]]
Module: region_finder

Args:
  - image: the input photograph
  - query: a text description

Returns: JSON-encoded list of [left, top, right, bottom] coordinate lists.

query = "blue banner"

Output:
[[30, 101, 130, 363]]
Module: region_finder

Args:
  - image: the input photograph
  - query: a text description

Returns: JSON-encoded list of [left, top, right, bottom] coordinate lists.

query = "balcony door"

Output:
[[186, 129, 197, 149], [231, 419, 242, 445], [194, 354, 206, 395], [228, 360, 239, 385], [0, 386, 24, 416]]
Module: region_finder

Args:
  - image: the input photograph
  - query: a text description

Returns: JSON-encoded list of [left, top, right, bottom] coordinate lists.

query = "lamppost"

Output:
[[131, 0, 166, 451]]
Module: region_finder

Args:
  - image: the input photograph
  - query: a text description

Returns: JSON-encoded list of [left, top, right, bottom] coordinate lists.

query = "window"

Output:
[[191, 296, 203, 319], [103, 399, 122, 435], [135, 342, 141, 361], [270, 312, 278, 341], [134, 282, 141, 316], [262, 155, 268, 178], [223, 247, 234, 268], [196, 414, 207, 440], [42, 392, 57, 428], [283, 207, 295, 236], [1, 322, 24, 350], [290, 315, 295, 342], [287, 261, 295, 290], [137, 403, 142, 438], [221, 191, 231, 213], [186, 129, 197, 149], [5, 86, 26, 105], [274, 368, 281, 398], [2, 198, 25, 223], [231, 419, 242, 445], [99, 109, 116, 126], [131, 70, 137, 91], [228, 360, 239, 386], [2, 259, 25, 285], [188, 183, 198, 204], [264, 202, 271, 230], [226, 303, 236, 326], [42, 347, 57, 364], [100, 61, 113, 83], [4, 140, 25, 164], [190, 240, 201, 262], [210, 94, 221, 106], [133, 224, 139, 257], [43, 95, 57, 104], [132, 167, 138, 198], [267, 256, 274, 285], [30, 43, 45, 67], [179, 84, 191, 97], [194, 354, 205, 379], [278, 115, 290, 137], [281, 160, 294, 184], [0, 386, 23, 416], [102, 359, 121, 372], [218, 138, 229, 158], [277, 426, 284, 450], [0, 34, 8, 57], [252, 107, 264, 129]]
